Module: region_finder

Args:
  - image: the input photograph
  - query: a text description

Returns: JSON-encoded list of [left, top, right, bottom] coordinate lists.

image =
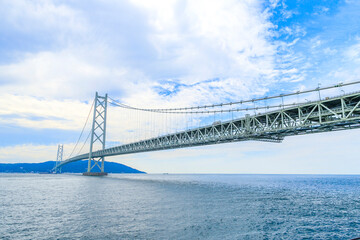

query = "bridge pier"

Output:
[[83, 172, 108, 176], [83, 92, 108, 176]]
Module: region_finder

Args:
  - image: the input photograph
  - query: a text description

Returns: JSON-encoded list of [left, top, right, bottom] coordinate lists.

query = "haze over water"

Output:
[[1, 173, 360, 239]]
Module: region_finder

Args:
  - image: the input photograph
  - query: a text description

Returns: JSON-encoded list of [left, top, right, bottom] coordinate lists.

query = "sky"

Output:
[[1, 0, 360, 173]]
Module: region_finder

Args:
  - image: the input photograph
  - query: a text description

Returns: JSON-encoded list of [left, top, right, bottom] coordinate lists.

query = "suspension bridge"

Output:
[[53, 81, 360, 175]]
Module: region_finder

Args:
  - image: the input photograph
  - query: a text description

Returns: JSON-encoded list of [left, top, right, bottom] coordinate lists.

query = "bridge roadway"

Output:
[[57, 91, 360, 168]]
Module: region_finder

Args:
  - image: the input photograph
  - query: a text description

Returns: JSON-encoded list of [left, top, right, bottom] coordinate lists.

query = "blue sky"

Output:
[[0, 0, 360, 173]]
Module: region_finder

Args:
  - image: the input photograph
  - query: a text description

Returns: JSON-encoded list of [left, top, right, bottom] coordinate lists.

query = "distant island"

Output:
[[0, 160, 145, 174]]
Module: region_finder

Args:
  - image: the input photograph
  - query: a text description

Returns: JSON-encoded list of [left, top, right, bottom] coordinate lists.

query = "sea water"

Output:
[[1, 174, 360, 239]]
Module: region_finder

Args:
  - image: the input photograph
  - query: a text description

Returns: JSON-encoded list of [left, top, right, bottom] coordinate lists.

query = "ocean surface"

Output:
[[1, 174, 360, 240]]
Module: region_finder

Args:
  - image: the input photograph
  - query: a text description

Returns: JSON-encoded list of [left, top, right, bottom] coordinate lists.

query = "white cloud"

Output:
[[310, 36, 323, 49], [119, 0, 279, 106], [0, 0, 280, 134], [268, 0, 281, 9], [0, 0, 88, 43], [323, 47, 337, 55], [149, 0, 275, 83], [0, 94, 92, 130], [280, 25, 306, 39], [313, 6, 330, 16], [0, 144, 58, 163], [345, 41, 360, 61], [0, 0, 279, 105]]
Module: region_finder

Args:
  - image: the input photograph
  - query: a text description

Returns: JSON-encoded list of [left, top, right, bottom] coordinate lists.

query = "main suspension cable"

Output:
[[66, 99, 95, 159], [108, 80, 360, 112], [76, 130, 92, 156], [109, 99, 336, 114]]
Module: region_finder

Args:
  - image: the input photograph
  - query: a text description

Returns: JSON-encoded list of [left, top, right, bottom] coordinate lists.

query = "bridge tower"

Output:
[[54, 144, 63, 173], [83, 92, 108, 176]]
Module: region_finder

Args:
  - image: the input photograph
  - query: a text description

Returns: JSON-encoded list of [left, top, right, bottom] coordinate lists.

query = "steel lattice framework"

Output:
[[56, 91, 360, 168], [54, 144, 63, 173], [85, 92, 108, 173]]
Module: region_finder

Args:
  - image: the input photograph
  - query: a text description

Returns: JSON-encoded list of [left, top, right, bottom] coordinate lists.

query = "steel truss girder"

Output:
[[60, 91, 360, 165]]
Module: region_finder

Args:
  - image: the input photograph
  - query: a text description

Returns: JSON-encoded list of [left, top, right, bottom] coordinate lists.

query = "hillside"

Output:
[[0, 160, 145, 173]]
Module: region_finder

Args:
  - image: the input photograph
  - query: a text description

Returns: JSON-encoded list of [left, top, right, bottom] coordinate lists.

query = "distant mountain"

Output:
[[0, 160, 145, 174]]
